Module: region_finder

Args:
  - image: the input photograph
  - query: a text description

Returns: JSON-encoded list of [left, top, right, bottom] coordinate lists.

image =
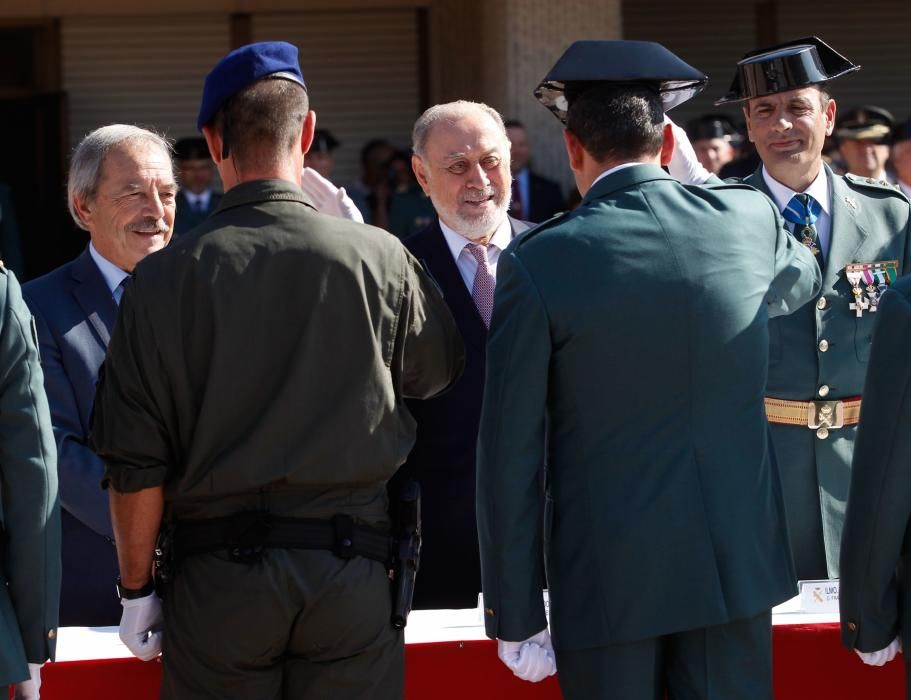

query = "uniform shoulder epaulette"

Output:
[[701, 181, 759, 194], [843, 173, 904, 195], [513, 209, 573, 248]]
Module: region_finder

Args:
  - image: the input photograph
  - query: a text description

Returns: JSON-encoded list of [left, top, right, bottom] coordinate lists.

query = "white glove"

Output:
[[12, 663, 42, 700], [119, 593, 164, 661], [664, 115, 711, 185], [856, 637, 902, 666], [300, 167, 365, 222], [497, 628, 557, 683]]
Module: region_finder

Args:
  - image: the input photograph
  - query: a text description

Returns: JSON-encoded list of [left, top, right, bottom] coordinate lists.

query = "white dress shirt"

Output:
[[184, 190, 212, 212], [762, 166, 832, 258], [88, 243, 130, 304], [439, 216, 514, 294]]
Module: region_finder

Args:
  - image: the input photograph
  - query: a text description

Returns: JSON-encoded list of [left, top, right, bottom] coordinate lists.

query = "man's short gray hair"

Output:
[[68, 124, 173, 231], [412, 101, 509, 159]]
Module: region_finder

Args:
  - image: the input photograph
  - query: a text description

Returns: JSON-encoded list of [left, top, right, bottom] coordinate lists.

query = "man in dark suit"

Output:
[[477, 40, 821, 696], [505, 119, 566, 222], [392, 100, 529, 610], [23, 124, 177, 626], [173, 137, 221, 236]]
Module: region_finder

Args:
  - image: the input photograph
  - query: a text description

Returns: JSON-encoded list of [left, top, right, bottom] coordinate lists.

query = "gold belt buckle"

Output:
[[808, 401, 844, 430]]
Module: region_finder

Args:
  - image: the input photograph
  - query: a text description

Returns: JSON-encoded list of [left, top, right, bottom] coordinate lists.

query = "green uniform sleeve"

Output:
[[92, 279, 173, 493], [839, 285, 911, 651], [476, 249, 549, 641], [0, 270, 60, 663], [395, 252, 465, 400]]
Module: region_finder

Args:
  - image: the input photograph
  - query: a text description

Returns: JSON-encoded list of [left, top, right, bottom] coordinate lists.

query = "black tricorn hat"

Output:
[[716, 36, 859, 106], [686, 114, 743, 143], [534, 40, 707, 124], [174, 137, 211, 162], [893, 118, 911, 145], [836, 105, 894, 142]]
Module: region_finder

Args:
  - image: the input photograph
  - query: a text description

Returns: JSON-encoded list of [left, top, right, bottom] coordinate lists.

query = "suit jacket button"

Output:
[[485, 607, 495, 616], [848, 622, 857, 631], [47, 629, 56, 639]]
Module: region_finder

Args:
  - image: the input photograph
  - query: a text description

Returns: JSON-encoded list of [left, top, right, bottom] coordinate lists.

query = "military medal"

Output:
[[846, 260, 899, 317], [800, 226, 820, 256]]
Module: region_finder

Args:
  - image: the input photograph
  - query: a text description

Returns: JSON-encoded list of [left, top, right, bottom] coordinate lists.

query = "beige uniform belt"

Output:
[[764, 397, 862, 430]]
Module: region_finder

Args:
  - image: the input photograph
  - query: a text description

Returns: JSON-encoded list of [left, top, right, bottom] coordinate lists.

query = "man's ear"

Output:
[[72, 193, 93, 230], [660, 122, 676, 167], [563, 129, 585, 173], [824, 98, 837, 137], [301, 110, 317, 154], [201, 126, 223, 165], [413, 154, 431, 195]]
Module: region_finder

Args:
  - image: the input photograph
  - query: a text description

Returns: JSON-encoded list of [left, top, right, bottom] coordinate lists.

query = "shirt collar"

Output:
[[88, 242, 131, 295], [589, 162, 642, 191], [761, 165, 831, 215], [439, 215, 512, 258]]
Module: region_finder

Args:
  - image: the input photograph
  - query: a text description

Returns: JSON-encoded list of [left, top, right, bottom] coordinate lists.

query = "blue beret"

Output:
[[197, 41, 306, 131]]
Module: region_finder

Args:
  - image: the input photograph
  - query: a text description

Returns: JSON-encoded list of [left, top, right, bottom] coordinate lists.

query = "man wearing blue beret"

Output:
[[91, 41, 464, 698], [476, 40, 821, 698]]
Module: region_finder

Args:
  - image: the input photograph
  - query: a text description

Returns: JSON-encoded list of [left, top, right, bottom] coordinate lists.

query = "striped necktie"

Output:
[[782, 193, 823, 265]]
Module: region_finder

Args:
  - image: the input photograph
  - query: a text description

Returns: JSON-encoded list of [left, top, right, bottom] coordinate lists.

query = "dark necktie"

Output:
[[782, 193, 824, 266], [466, 243, 495, 328], [510, 179, 524, 220]]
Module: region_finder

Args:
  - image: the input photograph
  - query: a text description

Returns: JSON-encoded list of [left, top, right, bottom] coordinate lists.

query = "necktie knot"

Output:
[[467, 242, 490, 266], [783, 193, 822, 226]]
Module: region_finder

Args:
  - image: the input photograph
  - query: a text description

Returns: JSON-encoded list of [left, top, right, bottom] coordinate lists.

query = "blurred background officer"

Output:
[[391, 100, 529, 610], [91, 41, 463, 699], [892, 119, 911, 199], [477, 40, 820, 699], [504, 119, 566, 222], [24, 125, 176, 627], [0, 263, 60, 699], [685, 114, 742, 175], [840, 275, 911, 680], [672, 37, 911, 582], [836, 105, 895, 182], [306, 128, 340, 181], [172, 136, 221, 236]]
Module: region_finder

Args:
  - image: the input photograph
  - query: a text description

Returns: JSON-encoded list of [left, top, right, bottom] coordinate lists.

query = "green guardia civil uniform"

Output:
[[840, 275, 911, 697], [719, 165, 911, 580], [477, 163, 820, 698], [91, 179, 464, 699], [0, 264, 60, 685]]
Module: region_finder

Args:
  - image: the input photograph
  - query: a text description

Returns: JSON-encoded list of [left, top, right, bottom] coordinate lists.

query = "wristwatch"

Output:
[[116, 577, 155, 600]]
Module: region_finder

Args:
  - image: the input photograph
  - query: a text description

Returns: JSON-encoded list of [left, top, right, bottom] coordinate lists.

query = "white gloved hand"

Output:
[[664, 114, 711, 185], [856, 637, 902, 666], [497, 628, 557, 682], [119, 593, 164, 661], [12, 662, 42, 700], [300, 167, 365, 222]]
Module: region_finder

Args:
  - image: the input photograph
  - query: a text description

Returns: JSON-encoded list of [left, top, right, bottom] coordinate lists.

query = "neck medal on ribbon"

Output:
[[845, 260, 898, 317]]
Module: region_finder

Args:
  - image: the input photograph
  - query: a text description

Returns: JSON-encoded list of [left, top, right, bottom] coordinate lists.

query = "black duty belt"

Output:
[[172, 512, 393, 566]]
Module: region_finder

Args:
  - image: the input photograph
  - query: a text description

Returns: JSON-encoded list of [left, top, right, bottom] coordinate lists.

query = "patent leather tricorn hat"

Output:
[[715, 36, 859, 106], [535, 40, 708, 124]]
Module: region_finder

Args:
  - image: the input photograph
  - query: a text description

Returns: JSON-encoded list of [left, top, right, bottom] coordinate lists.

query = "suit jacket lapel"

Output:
[[71, 247, 117, 348]]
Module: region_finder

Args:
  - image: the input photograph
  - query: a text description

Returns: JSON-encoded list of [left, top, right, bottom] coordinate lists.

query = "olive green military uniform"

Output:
[[0, 265, 60, 685], [721, 165, 911, 580], [92, 180, 464, 699], [840, 275, 911, 697]]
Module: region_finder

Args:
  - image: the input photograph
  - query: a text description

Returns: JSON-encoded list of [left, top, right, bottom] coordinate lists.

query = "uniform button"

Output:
[[47, 629, 56, 640], [817, 427, 829, 440], [816, 297, 827, 310], [818, 385, 830, 397], [818, 339, 829, 352], [848, 621, 857, 631]]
